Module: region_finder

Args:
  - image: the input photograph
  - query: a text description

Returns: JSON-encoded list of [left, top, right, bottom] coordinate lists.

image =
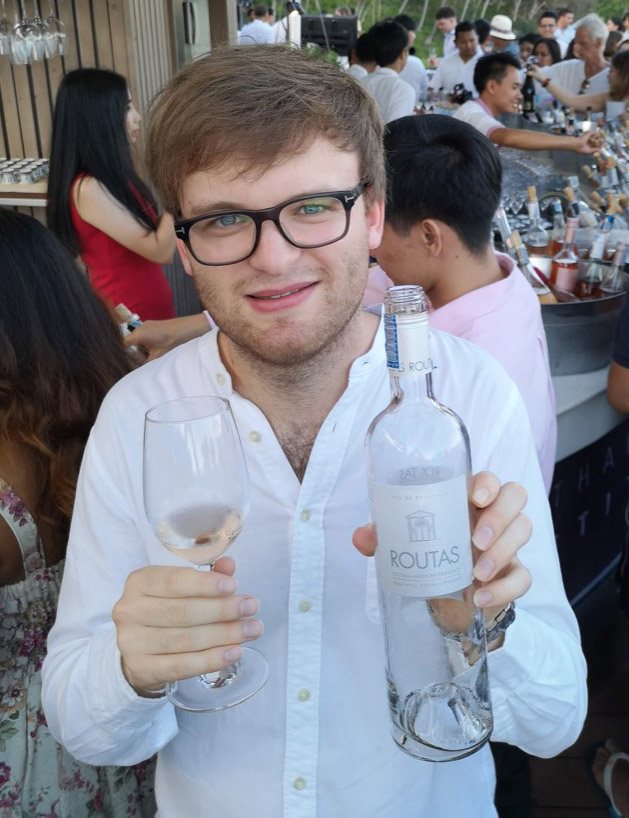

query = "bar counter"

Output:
[[0, 181, 47, 208]]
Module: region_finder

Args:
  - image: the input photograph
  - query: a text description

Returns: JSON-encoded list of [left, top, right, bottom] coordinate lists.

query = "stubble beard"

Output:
[[192, 249, 371, 373]]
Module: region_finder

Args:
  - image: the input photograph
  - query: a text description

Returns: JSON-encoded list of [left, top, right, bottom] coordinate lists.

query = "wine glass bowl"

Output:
[[143, 395, 268, 711]]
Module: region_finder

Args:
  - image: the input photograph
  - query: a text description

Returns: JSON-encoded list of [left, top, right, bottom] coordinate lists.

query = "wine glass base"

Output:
[[167, 647, 269, 712]]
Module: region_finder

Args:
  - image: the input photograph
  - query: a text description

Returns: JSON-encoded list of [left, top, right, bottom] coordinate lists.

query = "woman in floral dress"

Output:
[[0, 209, 155, 817]]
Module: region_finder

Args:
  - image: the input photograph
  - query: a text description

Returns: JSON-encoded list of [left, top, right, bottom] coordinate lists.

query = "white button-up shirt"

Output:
[[399, 54, 428, 103], [364, 67, 416, 123], [43, 318, 586, 818], [238, 18, 275, 45], [429, 50, 481, 96]]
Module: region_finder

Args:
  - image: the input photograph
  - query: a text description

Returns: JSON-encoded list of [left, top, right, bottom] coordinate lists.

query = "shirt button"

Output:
[[293, 777, 307, 790], [216, 373, 225, 385], [300, 509, 311, 522], [249, 431, 261, 443], [299, 599, 311, 612], [297, 688, 311, 702]]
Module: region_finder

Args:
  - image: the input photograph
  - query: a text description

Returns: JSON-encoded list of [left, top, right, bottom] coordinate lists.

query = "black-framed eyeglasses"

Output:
[[174, 181, 368, 266]]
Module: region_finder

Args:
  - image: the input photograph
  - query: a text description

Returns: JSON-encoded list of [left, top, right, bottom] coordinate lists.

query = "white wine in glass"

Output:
[[143, 395, 268, 712]]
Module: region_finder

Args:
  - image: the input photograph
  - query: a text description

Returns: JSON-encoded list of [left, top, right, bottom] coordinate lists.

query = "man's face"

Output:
[[558, 12, 573, 29], [489, 65, 522, 112], [519, 40, 534, 62], [437, 16, 456, 34], [573, 28, 601, 61], [456, 29, 479, 59], [176, 139, 383, 366], [538, 16, 556, 37]]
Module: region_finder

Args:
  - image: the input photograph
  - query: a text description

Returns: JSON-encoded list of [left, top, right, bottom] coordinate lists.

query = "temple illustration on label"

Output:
[[407, 510, 436, 542]]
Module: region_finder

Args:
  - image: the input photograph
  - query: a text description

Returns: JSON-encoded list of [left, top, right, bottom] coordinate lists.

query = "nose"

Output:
[[248, 218, 302, 274]]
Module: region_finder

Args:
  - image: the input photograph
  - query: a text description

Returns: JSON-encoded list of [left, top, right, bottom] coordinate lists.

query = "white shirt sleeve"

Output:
[[453, 101, 504, 139], [387, 78, 416, 122]]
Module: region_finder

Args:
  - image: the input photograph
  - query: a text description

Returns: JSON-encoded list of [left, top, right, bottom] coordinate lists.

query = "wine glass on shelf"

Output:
[[143, 395, 268, 712], [44, 0, 64, 57], [0, 0, 11, 56]]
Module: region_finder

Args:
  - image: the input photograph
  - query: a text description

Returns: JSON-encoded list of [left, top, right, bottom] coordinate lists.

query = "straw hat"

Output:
[[489, 14, 516, 41]]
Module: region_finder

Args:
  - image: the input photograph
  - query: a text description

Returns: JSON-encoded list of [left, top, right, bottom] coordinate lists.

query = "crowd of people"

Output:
[[2, 7, 629, 818]]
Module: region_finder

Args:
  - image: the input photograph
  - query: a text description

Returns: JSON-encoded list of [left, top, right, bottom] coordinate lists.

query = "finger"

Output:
[[352, 523, 377, 556], [119, 615, 264, 658], [128, 592, 260, 629], [471, 481, 528, 551], [473, 557, 531, 610], [469, 471, 501, 509], [130, 642, 250, 688], [123, 564, 238, 599], [473, 512, 532, 582]]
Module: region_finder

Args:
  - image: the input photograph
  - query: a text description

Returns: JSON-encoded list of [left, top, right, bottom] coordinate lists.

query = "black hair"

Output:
[[474, 18, 491, 44], [47, 68, 157, 257], [383, 115, 501, 256], [394, 14, 416, 31], [369, 21, 408, 66], [355, 31, 375, 62], [473, 52, 521, 93], [455, 21, 476, 38], [253, 4, 268, 16], [436, 6, 456, 19], [610, 15, 623, 28], [519, 32, 541, 46], [557, 7, 573, 16], [533, 36, 562, 63], [538, 10, 557, 22]]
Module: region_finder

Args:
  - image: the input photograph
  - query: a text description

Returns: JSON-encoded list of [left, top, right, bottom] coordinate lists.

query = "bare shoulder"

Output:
[[74, 175, 123, 215]]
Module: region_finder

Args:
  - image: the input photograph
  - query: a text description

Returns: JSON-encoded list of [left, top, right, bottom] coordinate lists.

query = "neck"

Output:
[[427, 244, 504, 309], [585, 55, 607, 75], [479, 92, 501, 118], [385, 58, 404, 73], [217, 309, 379, 479]]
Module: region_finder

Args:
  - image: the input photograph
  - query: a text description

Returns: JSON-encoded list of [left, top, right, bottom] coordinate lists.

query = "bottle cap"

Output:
[[527, 185, 537, 201]]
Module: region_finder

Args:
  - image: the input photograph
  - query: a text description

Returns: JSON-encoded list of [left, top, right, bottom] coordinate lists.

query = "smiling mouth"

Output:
[[249, 284, 313, 300]]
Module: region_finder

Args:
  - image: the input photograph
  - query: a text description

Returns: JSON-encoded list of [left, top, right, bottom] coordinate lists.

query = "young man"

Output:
[[435, 5, 458, 57], [42, 46, 586, 818], [376, 114, 556, 491], [429, 21, 482, 97], [541, 13, 610, 94], [347, 31, 376, 82], [454, 52, 602, 153], [238, 4, 275, 44], [395, 14, 428, 104], [556, 7, 576, 45], [538, 10, 568, 57], [364, 20, 415, 122]]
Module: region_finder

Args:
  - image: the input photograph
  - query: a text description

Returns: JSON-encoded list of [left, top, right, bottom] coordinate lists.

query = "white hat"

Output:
[[489, 14, 516, 41]]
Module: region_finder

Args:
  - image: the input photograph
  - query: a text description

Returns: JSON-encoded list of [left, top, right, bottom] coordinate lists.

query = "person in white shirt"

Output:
[[395, 14, 428, 104], [454, 52, 602, 153], [238, 3, 275, 44], [541, 13, 611, 95], [429, 21, 482, 97], [537, 10, 568, 58], [363, 20, 415, 123], [347, 31, 376, 82], [41, 44, 587, 818], [556, 7, 576, 45], [430, 5, 457, 64]]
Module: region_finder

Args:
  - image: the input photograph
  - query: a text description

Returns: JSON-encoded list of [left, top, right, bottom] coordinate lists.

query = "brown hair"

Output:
[[146, 45, 385, 216], [0, 208, 132, 546], [611, 49, 629, 99]]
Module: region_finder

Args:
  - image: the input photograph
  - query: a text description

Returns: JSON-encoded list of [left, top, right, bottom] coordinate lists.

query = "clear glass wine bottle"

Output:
[[365, 286, 492, 763]]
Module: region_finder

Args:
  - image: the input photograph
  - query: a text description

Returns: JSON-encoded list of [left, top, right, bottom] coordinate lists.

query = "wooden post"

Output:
[[209, 0, 238, 47]]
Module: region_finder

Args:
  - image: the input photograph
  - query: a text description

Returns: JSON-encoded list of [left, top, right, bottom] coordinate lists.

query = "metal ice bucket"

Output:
[[531, 255, 625, 375]]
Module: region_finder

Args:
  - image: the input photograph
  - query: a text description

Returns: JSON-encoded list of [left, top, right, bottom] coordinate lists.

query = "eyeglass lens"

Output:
[[187, 194, 350, 264]]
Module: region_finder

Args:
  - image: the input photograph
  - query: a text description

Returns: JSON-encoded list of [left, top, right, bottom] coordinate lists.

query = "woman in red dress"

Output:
[[47, 68, 176, 321]]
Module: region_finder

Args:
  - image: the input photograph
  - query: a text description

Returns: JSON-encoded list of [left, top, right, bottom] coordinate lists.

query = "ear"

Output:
[[410, 219, 444, 257], [176, 238, 194, 277], [366, 194, 385, 251]]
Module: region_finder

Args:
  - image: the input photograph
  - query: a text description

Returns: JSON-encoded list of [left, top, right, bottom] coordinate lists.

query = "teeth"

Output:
[[255, 288, 301, 300]]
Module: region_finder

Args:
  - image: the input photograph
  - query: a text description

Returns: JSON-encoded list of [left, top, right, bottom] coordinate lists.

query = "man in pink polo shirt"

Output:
[[453, 51, 601, 153], [375, 113, 556, 495]]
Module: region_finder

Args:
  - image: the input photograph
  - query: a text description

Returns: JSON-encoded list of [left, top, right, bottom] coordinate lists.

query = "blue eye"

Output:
[[218, 214, 239, 226]]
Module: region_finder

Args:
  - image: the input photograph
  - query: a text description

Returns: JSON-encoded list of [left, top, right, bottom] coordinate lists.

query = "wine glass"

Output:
[[45, 0, 64, 57], [0, 1, 11, 56], [143, 395, 269, 712]]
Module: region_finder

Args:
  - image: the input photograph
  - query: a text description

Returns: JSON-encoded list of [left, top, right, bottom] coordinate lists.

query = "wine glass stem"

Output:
[[194, 561, 240, 689]]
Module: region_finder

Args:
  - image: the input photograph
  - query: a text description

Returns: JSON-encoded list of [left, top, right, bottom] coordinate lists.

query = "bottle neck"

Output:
[[384, 296, 433, 403], [390, 368, 434, 403]]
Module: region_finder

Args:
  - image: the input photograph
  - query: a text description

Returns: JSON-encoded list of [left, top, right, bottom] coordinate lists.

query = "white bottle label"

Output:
[[527, 201, 540, 221], [372, 473, 473, 598], [385, 313, 432, 376]]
